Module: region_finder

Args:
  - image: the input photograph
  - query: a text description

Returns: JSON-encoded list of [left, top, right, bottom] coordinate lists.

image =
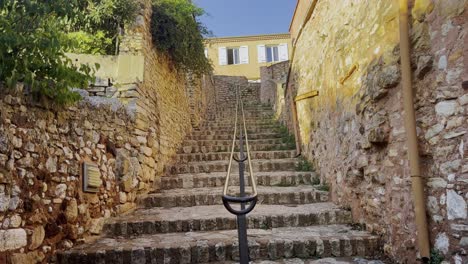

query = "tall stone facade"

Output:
[[0, 0, 215, 262], [268, 1, 467, 263]]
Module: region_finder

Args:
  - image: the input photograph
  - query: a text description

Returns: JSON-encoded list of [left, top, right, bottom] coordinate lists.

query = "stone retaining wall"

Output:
[[0, 0, 215, 262], [281, 0, 467, 263]]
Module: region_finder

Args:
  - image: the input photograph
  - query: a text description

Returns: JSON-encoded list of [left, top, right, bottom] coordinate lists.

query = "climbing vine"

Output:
[[150, 0, 212, 76]]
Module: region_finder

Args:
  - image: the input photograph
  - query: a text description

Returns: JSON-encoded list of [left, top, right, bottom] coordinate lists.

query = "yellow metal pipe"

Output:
[[398, 0, 430, 261]]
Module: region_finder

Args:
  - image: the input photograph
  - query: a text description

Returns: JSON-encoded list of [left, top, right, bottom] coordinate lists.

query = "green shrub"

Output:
[[66, 31, 113, 55], [65, 0, 139, 55], [0, 1, 95, 105], [150, 0, 212, 76]]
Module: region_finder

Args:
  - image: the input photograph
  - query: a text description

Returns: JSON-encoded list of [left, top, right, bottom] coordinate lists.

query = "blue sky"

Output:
[[194, 0, 297, 37]]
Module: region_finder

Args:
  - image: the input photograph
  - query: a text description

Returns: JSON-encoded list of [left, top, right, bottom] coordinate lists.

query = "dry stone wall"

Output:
[[279, 0, 467, 263], [0, 0, 215, 262], [0, 90, 147, 263]]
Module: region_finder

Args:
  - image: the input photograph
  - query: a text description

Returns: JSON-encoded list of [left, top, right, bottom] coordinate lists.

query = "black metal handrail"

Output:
[[222, 84, 258, 264]]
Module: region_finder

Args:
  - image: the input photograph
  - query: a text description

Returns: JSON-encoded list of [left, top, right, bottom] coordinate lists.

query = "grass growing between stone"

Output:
[[429, 249, 444, 264], [295, 157, 314, 171], [278, 125, 296, 149]]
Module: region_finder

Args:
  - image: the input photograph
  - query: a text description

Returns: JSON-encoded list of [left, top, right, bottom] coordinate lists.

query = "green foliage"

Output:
[[150, 0, 212, 76], [64, 0, 139, 55], [0, 0, 96, 105], [311, 177, 320, 185], [295, 157, 314, 172], [66, 31, 113, 55], [429, 249, 444, 264], [316, 184, 330, 192], [278, 125, 296, 149]]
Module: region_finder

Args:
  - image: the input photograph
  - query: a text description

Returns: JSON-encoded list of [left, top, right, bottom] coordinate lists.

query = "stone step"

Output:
[[183, 138, 285, 146], [217, 258, 386, 264], [177, 143, 294, 154], [187, 132, 283, 141], [144, 185, 329, 208], [175, 150, 297, 163], [104, 203, 352, 236], [190, 127, 283, 136], [57, 225, 381, 263], [160, 171, 316, 190], [201, 124, 280, 130], [168, 159, 298, 174], [204, 120, 277, 126]]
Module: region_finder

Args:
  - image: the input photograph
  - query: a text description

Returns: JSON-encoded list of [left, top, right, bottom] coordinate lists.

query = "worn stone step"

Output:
[[177, 143, 294, 154], [202, 124, 280, 130], [104, 203, 352, 236], [144, 185, 329, 208], [160, 171, 316, 190], [187, 132, 283, 141], [175, 150, 297, 163], [204, 120, 277, 127], [182, 138, 285, 148], [217, 257, 386, 264], [168, 159, 298, 174], [190, 127, 283, 136], [57, 225, 381, 263]]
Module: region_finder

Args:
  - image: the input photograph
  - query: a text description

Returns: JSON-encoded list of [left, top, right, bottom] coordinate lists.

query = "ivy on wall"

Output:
[[150, 0, 212, 76]]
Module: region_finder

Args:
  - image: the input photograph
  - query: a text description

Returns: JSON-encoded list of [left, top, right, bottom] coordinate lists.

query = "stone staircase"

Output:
[[57, 100, 384, 263]]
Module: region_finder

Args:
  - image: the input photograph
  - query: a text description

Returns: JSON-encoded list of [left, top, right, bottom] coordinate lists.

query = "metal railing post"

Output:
[[222, 84, 258, 264], [236, 88, 249, 263]]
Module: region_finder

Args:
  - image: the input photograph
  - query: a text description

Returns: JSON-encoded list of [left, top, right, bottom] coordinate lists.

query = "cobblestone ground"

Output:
[[57, 91, 386, 263]]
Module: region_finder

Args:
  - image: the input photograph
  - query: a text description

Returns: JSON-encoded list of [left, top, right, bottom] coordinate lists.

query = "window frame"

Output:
[[227, 47, 240, 65], [265, 45, 280, 63]]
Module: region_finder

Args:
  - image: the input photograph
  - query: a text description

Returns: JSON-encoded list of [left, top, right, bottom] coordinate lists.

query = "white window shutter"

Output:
[[278, 43, 289, 61], [204, 48, 208, 58], [239, 46, 249, 64], [257, 45, 266, 63], [218, 47, 227, 65]]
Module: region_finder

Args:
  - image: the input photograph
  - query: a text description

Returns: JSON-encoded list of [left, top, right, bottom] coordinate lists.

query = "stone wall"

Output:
[[0, 91, 147, 263], [0, 0, 215, 262], [213, 76, 261, 107], [119, 0, 214, 178], [284, 0, 467, 263], [260, 61, 290, 122]]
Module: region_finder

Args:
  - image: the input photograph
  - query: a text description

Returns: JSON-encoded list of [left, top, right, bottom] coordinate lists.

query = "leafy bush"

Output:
[[0, 1, 95, 105], [65, 0, 140, 55], [150, 0, 212, 76], [66, 31, 113, 55]]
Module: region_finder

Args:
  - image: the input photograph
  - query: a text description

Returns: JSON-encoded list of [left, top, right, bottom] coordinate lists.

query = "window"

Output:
[[257, 44, 288, 63], [266, 46, 279, 62], [218, 46, 248, 65], [227, 48, 240, 65]]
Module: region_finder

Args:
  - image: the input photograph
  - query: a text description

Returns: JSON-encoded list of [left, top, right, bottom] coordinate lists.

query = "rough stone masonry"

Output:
[[263, 0, 467, 263], [0, 0, 215, 262]]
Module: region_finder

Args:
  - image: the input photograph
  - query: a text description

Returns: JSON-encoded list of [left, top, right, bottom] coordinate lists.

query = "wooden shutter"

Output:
[[239, 46, 249, 64], [218, 47, 227, 65], [257, 45, 266, 63], [278, 43, 289, 61]]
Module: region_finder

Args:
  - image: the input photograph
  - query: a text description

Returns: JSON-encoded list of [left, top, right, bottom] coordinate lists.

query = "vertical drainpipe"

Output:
[[398, 0, 430, 261]]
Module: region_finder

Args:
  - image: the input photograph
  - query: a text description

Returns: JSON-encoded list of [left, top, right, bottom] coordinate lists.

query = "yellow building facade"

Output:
[[204, 33, 292, 80]]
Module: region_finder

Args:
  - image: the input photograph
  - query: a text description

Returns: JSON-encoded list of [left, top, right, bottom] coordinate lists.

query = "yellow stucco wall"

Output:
[[67, 53, 144, 84], [205, 34, 292, 80], [292, 1, 399, 145]]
